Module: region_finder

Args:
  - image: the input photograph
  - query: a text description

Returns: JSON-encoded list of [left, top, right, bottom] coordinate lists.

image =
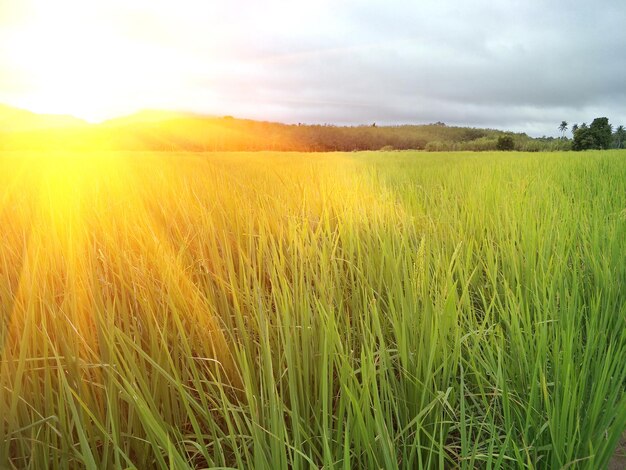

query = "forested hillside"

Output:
[[0, 105, 573, 152]]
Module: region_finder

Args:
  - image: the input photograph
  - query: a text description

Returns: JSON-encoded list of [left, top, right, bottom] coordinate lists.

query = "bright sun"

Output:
[[1, 0, 200, 122]]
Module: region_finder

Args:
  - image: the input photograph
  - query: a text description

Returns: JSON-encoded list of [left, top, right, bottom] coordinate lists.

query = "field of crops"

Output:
[[1, 150, 625, 469]]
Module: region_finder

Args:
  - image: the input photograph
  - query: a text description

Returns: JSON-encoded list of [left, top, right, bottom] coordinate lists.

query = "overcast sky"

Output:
[[1, 0, 625, 136]]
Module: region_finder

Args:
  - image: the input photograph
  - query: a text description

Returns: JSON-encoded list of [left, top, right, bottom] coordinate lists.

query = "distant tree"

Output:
[[614, 125, 626, 149], [496, 135, 515, 151], [571, 123, 579, 136], [558, 121, 568, 139], [589, 117, 612, 149], [572, 118, 612, 150], [572, 126, 595, 150]]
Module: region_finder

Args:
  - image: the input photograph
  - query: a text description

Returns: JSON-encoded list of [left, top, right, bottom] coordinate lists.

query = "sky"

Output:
[[1, 0, 625, 136]]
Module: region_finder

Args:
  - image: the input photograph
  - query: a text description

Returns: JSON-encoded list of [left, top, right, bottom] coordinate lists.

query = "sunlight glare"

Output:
[[2, 0, 204, 122]]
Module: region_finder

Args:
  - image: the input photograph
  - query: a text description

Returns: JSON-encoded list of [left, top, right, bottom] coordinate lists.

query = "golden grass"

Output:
[[1, 150, 625, 469]]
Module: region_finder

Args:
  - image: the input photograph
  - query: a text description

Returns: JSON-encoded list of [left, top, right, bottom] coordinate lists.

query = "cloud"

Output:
[[1, 0, 625, 135]]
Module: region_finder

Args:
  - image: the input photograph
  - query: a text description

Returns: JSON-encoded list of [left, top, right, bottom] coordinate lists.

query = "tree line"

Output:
[[558, 118, 625, 151], [1, 107, 624, 152], [0, 116, 573, 152]]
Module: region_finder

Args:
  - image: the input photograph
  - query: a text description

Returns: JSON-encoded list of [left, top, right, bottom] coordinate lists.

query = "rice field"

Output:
[[1, 150, 625, 469]]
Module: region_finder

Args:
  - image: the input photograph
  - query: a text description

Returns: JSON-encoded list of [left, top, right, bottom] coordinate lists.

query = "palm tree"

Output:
[[558, 121, 568, 139]]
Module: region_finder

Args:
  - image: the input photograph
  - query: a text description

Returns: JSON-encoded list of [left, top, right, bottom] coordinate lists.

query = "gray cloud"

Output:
[[183, 0, 626, 136], [1, 0, 625, 136]]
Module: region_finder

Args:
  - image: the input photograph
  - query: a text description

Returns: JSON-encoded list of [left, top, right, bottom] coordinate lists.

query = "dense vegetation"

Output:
[[4, 104, 625, 153], [572, 118, 617, 151], [1, 150, 625, 469], [558, 118, 626, 151], [0, 104, 571, 152]]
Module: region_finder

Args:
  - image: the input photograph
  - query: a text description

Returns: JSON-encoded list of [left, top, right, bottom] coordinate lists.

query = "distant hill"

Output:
[[0, 104, 87, 132], [0, 104, 570, 152]]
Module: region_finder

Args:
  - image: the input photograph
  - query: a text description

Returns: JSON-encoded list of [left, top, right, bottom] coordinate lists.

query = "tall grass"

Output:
[[1, 150, 625, 469]]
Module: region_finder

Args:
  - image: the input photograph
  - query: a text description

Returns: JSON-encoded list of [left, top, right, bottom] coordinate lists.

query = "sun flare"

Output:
[[1, 0, 203, 122]]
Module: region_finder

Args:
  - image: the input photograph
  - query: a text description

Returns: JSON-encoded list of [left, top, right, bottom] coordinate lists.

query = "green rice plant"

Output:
[[0, 150, 625, 469]]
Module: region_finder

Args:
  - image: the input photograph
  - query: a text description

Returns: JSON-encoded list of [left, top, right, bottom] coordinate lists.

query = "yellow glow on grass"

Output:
[[1, 154, 241, 387], [0, 151, 383, 396]]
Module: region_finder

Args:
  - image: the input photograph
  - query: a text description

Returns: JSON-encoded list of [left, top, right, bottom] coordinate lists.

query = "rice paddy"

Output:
[[1, 150, 625, 469]]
